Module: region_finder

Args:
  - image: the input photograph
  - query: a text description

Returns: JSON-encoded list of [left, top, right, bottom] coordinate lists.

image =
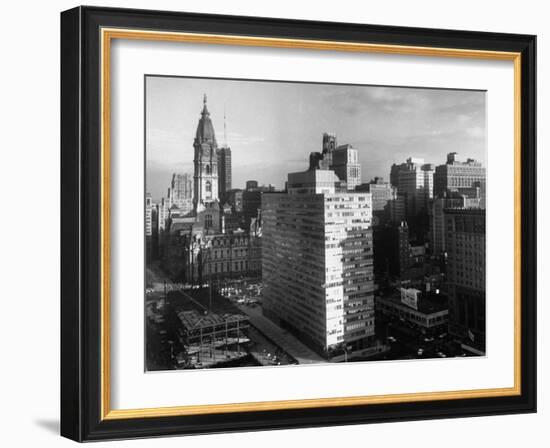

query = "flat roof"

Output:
[[377, 291, 448, 315]]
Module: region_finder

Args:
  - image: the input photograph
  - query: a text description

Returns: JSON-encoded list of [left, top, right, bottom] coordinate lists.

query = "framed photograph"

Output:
[[60, 6, 537, 441]]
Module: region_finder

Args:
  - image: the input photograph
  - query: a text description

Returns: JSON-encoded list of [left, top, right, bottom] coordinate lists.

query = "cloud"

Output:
[[466, 126, 485, 138], [226, 132, 265, 146]]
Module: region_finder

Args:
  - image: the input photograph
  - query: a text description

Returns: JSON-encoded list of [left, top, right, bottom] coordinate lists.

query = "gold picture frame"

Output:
[[61, 6, 536, 441]]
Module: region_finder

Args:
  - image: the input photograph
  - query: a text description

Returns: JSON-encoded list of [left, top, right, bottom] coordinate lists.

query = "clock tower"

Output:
[[193, 94, 219, 213]]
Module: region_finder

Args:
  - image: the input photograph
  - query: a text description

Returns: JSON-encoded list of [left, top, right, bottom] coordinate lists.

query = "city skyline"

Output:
[[146, 76, 488, 370], [146, 76, 486, 201]]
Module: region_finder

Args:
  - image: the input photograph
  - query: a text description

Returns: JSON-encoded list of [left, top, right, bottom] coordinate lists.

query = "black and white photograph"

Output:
[[145, 76, 487, 371]]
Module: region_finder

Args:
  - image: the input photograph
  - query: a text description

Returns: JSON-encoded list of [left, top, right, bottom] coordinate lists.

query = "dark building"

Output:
[[389, 157, 434, 242], [242, 190, 261, 224], [376, 287, 448, 335], [373, 221, 409, 285], [245, 180, 258, 190], [445, 208, 486, 355], [243, 182, 275, 226], [321, 132, 337, 168], [217, 146, 232, 203]]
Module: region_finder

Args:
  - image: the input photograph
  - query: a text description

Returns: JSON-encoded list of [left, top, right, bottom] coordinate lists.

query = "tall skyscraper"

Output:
[[262, 167, 375, 358], [156, 197, 170, 232], [330, 144, 361, 190], [193, 94, 219, 213], [321, 132, 337, 168], [445, 209, 486, 354], [373, 221, 409, 282], [313, 133, 361, 190], [390, 157, 435, 217], [217, 146, 232, 203], [434, 152, 486, 199]]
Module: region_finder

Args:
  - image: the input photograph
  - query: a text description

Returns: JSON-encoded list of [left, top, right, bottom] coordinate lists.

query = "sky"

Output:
[[146, 76, 486, 201]]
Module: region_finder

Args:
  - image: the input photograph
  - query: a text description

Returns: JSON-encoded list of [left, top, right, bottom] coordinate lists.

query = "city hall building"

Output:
[[262, 167, 376, 359]]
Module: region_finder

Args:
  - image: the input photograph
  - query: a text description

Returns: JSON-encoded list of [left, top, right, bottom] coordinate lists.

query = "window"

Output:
[[205, 214, 212, 229], [205, 181, 212, 198], [205, 165, 211, 175]]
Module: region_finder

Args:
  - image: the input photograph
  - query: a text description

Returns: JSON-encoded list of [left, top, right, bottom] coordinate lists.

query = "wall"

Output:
[[0, 0, 546, 446]]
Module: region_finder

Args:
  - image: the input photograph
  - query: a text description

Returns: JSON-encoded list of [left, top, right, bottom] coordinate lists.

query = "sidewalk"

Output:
[[236, 304, 325, 364]]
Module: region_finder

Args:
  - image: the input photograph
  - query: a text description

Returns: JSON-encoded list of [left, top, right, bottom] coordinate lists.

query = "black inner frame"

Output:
[[60, 6, 536, 442]]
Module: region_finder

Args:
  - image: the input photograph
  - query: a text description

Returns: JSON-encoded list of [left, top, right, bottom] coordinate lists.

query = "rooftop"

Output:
[[378, 289, 448, 315]]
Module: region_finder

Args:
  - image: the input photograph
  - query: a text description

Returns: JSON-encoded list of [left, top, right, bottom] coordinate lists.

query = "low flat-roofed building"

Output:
[[376, 288, 448, 333]]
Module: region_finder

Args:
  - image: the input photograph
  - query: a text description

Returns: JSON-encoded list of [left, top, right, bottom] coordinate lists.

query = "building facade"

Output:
[[390, 157, 435, 218], [202, 231, 262, 279], [356, 177, 397, 225], [217, 146, 232, 203], [376, 289, 448, 334], [145, 193, 153, 237], [434, 152, 486, 199], [262, 168, 375, 358], [167, 173, 193, 214], [445, 209, 486, 354], [226, 189, 243, 212], [430, 190, 482, 255], [373, 221, 410, 282], [331, 144, 361, 190], [156, 197, 170, 233]]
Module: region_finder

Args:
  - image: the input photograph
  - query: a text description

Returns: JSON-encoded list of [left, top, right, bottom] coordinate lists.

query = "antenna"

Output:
[[223, 105, 227, 147]]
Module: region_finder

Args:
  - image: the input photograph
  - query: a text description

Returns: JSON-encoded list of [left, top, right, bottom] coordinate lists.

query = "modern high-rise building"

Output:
[[434, 153, 486, 199], [217, 146, 232, 203], [167, 173, 193, 213], [445, 209, 486, 354], [262, 167, 375, 358], [390, 157, 435, 218]]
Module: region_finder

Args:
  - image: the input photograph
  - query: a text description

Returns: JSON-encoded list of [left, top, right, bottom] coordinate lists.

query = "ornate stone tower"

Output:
[[193, 94, 219, 213]]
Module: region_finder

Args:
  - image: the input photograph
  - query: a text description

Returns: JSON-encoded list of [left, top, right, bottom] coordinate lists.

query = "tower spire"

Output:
[[223, 105, 227, 147]]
